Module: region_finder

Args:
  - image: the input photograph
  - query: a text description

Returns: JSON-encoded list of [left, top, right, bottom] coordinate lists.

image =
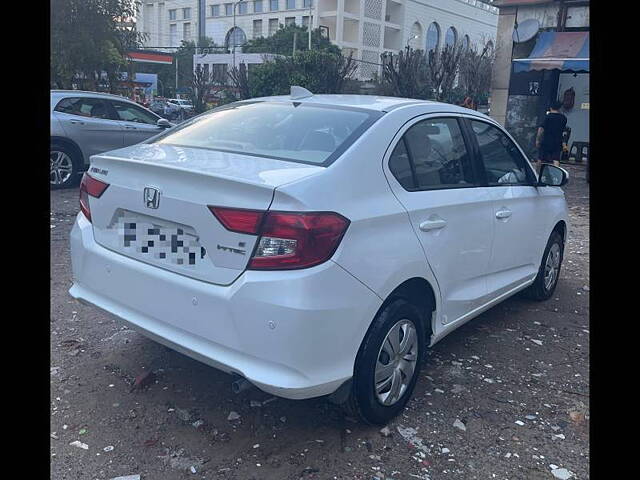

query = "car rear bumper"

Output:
[[69, 213, 381, 399]]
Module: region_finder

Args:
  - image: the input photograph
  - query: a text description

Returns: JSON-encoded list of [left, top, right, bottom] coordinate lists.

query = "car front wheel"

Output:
[[524, 230, 564, 301], [342, 298, 425, 425], [50, 143, 80, 189]]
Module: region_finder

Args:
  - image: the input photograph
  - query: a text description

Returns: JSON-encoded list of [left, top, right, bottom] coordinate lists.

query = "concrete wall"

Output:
[[489, 6, 516, 126]]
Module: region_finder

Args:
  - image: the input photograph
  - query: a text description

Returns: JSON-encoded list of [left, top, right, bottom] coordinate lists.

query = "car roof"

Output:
[[242, 94, 493, 119], [50, 90, 134, 102]]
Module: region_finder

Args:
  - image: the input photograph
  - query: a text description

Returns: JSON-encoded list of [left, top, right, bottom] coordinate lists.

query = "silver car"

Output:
[[50, 90, 172, 189]]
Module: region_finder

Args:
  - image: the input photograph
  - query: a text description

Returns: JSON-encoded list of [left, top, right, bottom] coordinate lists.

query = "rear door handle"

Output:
[[420, 217, 447, 231], [496, 208, 512, 219]]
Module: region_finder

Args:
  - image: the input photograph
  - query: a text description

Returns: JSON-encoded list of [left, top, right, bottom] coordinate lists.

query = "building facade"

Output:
[[489, 0, 589, 159], [137, 0, 499, 79]]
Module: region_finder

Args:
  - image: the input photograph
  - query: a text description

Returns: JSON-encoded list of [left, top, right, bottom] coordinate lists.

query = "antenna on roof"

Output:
[[290, 86, 313, 100]]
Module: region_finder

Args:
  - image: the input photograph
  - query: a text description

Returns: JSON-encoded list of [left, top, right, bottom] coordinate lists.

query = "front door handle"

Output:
[[496, 208, 512, 219], [420, 217, 447, 231], [69, 119, 85, 125], [125, 125, 138, 130]]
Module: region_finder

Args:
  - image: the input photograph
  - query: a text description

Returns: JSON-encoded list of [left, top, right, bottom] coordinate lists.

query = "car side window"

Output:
[[388, 138, 415, 190], [470, 120, 532, 186], [389, 117, 474, 191], [54, 97, 114, 120], [110, 101, 158, 125]]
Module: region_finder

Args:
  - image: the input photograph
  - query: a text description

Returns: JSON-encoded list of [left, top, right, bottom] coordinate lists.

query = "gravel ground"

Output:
[[50, 163, 589, 480]]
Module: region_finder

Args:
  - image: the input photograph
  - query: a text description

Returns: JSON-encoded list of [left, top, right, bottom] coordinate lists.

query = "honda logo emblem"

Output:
[[143, 187, 161, 209]]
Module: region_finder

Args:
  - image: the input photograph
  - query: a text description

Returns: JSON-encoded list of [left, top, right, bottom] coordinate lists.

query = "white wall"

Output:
[[404, 0, 498, 52], [138, 0, 498, 79]]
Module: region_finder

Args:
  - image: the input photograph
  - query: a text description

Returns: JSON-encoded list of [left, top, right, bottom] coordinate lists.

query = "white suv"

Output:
[[69, 91, 569, 424]]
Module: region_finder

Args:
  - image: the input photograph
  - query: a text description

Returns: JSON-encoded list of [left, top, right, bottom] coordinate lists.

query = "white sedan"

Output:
[[69, 88, 569, 424]]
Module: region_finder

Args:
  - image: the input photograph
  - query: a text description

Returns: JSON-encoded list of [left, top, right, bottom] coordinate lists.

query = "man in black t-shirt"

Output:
[[535, 100, 567, 167]]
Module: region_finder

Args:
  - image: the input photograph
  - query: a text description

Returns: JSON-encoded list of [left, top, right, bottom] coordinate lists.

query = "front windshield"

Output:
[[153, 101, 381, 165]]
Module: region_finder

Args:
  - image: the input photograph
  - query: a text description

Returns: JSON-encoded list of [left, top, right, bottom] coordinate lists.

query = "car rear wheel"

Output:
[[523, 231, 564, 301], [51, 142, 80, 189], [342, 298, 425, 425]]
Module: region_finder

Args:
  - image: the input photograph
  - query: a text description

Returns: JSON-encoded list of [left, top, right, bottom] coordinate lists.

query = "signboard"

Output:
[[127, 51, 174, 65], [581, 102, 589, 110]]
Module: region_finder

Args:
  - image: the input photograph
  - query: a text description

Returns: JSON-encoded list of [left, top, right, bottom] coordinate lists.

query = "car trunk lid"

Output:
[[87, 143, 324, 285]]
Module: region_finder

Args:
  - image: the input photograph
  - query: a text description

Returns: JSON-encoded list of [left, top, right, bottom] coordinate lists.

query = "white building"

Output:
[[137, 0, 499, 79]]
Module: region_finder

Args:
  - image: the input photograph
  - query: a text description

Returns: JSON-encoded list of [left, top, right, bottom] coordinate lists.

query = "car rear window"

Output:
[[152, 101, 382, 165]]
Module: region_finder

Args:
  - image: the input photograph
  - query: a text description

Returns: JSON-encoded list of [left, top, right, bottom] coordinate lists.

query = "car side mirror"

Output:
[[538, 164, 569, 187], [157, 118, 171, 128]]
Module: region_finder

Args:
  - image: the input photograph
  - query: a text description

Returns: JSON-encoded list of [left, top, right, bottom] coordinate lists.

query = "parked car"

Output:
[[50, 90, 173, 189], [167, 98, 194, 112], [69, 91, 569, 424]]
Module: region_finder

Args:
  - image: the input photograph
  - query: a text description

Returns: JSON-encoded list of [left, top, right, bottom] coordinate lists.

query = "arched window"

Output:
[[225, 27, 247, 49], [425, 22, 440, 52], [409, 21, 423, 49], [462, 35, 470, 50], [445, 27, 457, 47]]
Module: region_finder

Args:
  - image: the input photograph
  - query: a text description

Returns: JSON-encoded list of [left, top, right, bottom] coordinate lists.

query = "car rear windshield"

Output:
[[153, 101, 383, 165]]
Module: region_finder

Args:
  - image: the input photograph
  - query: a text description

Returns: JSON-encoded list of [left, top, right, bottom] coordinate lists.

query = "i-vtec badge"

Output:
[[143, 187, 161, 209]]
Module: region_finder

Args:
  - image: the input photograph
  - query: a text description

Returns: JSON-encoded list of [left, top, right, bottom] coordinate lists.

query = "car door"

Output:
[[107, 100, 165, 146], [466, 118, 544, 297], [53, 97, 126, 159], [384, 115, 495, 325]]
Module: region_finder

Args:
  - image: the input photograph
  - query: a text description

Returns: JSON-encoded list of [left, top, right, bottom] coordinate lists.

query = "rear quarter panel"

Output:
[[272, 106, 445, 339]]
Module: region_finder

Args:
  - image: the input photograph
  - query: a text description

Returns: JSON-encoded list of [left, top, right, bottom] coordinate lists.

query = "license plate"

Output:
[[116, 213, 206, 266]]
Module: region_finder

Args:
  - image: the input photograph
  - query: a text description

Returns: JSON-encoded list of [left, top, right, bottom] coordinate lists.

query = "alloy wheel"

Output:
[[50, 150, 73, 186]]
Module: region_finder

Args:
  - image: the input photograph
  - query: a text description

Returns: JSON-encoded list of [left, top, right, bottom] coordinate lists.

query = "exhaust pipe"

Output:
[[231, 376, 252, 394]]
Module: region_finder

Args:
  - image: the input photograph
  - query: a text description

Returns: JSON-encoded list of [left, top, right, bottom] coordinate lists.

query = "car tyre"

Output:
[[51, 142, 81, 189], [342, 298, 425, 425], [523, 231, 564, 301]]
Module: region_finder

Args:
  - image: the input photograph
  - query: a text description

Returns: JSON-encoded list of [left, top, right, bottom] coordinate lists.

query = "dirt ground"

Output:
[[50, 163, 589, 480]]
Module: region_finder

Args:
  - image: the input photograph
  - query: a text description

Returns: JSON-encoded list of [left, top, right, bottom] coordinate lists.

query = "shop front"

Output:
[[506, 30, 589, 159]]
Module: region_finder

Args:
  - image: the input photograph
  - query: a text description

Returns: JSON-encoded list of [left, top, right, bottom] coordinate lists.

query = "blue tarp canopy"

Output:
[[513, 31, 589, 73]]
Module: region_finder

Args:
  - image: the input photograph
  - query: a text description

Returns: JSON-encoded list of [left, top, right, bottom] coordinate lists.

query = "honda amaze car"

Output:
[[51, 90, 172, 189], [69, 90, 569, 424]]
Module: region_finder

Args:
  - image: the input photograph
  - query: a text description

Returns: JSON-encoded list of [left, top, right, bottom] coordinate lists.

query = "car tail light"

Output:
[[79, 173, 109, 222], [209, 207, 350, 270], [208, 206, 265, 235]]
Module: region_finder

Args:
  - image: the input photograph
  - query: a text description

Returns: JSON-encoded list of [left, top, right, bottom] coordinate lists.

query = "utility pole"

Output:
[[232, 1, 246, 70], [308, 1, 312, 50], [175, 54, 179, 98]]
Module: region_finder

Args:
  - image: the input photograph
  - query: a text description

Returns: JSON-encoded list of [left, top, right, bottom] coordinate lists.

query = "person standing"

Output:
[[535, 100, 567, 168]]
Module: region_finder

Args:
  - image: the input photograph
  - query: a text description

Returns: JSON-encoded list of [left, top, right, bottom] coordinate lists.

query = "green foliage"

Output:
[[243, 25, 340, 56], [248, 50, 357, 98], [51, 0, 146, 90], [140, 37, 218, 98]]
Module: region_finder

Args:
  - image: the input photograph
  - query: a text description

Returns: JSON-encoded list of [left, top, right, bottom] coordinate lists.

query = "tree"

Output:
[[380, 46, 432, 99], [458, 39, 496, 107], [51, 0, 146, 90], [228, 63, 251, 100], [427, 43, 464, 102], [243, 25, 341, 56], [174, 37, 219, 95], [248, 50, 357, 98], [190, 65, 216, 113]]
